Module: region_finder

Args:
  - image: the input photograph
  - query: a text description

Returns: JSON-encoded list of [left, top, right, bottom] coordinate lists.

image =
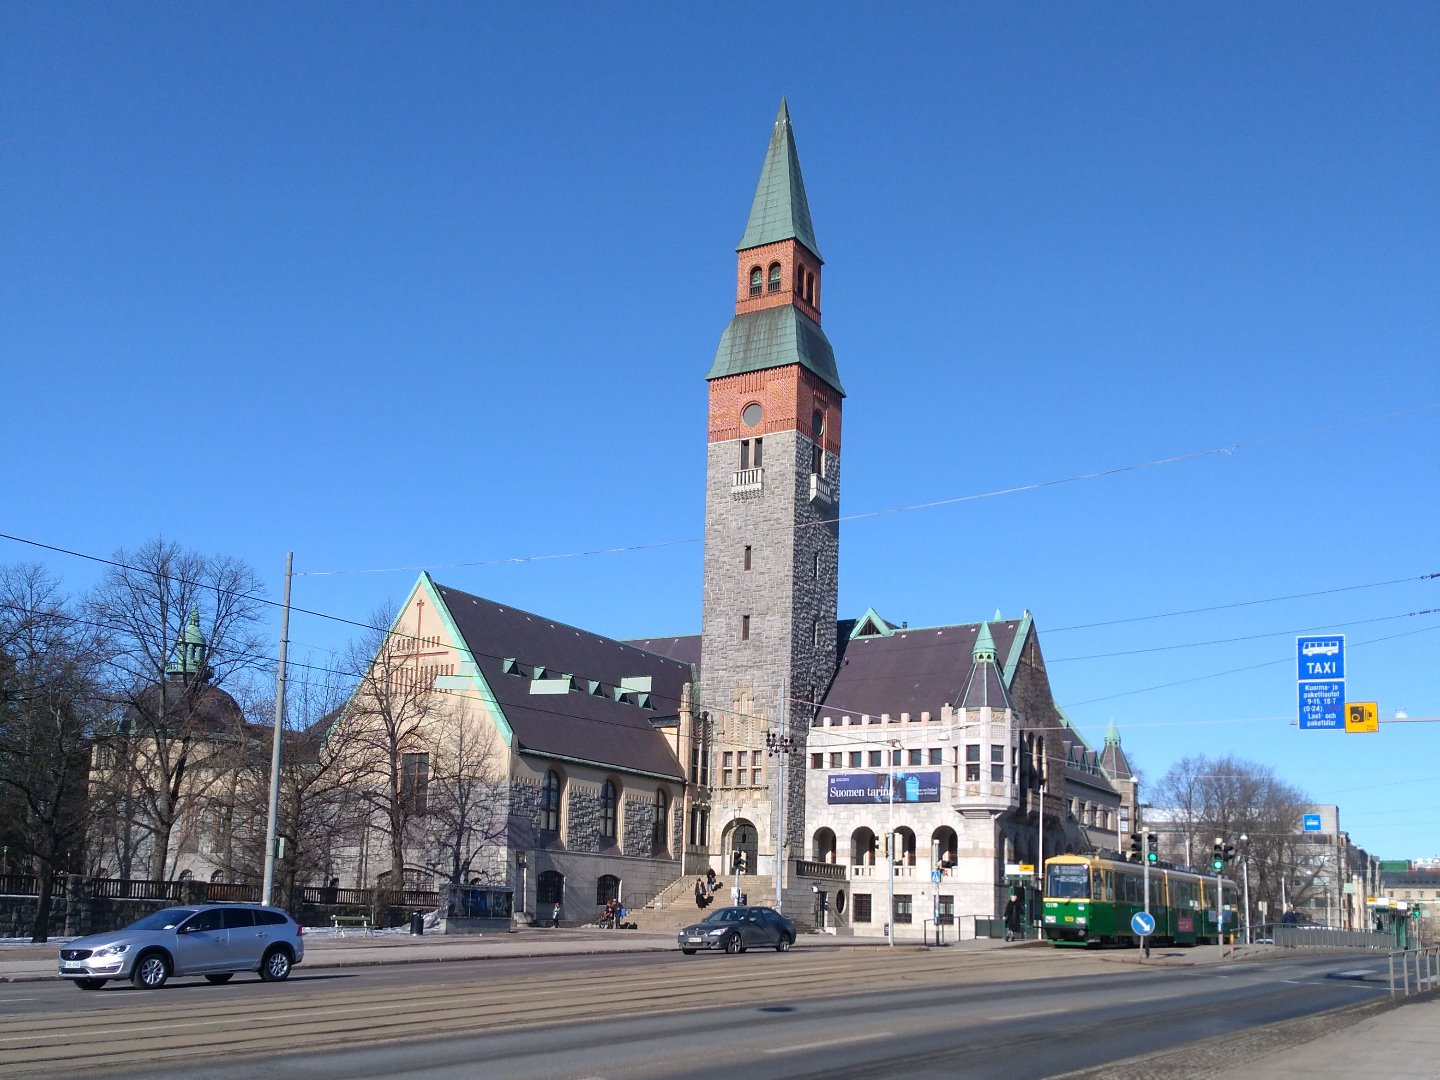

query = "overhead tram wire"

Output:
[[3, 530, 1436, 734], [1048, 606, 1440, 662], [288, 400, 1440, 576]]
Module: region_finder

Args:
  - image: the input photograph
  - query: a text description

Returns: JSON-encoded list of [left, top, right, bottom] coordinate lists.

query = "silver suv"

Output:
[[58, 903, 304, 990]]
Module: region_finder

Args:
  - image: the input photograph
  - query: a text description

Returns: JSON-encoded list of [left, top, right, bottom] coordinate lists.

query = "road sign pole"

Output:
[[1142, 834, 1151, 959]]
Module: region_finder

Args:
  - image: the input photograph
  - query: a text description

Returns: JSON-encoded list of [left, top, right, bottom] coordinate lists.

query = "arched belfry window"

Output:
[[600, 779, 618, 841], [540, 769, 562, 834], [767, 262, 782, 292], [749, 267, 763, 297]]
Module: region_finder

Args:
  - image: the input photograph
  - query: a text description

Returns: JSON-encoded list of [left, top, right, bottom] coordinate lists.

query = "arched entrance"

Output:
[[723, 819, 759, 875]]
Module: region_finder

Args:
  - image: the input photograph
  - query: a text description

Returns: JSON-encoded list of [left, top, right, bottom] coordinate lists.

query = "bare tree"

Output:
[[337, 609, 451, 901], [1150, 754, 1319, 920], [419, 715, 509, 886], [0, 565, 107, 941], [206, 670, 372, 899], [87, 539, 267, 879]]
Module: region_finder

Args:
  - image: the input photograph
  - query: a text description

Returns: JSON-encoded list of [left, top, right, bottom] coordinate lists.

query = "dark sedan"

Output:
[[677, 905, 796, 955]]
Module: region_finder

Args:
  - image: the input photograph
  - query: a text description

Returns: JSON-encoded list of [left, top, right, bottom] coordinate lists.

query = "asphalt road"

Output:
[[0, 947, 1393, 1079]]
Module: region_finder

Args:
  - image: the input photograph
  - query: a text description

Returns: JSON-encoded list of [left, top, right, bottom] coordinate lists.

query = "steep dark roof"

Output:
[[624, 635, 703, 672], [822, 621, 1022, 719], [434, 582, 689, 781]]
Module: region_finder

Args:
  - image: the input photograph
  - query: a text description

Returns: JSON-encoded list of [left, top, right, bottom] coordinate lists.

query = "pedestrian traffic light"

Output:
[[1223, 843, 1236, 864], [731, 850, 745, 873], [1146, 834, 1159, 863], [1129, 833, 1143, 861], [1212, 842, 1224, 872]]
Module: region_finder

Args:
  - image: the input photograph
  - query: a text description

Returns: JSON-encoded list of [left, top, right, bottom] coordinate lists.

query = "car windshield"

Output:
[[701, 908, 746, 924], [126, 907, 199, 931]]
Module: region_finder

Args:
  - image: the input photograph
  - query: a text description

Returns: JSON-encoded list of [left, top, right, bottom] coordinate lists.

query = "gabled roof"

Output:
[[431, 579, 689, 781], [822, 619, 1023, 720], [707, 305, 844, 395], [850, 607, 897, 639], [737, 98, 821, 260]]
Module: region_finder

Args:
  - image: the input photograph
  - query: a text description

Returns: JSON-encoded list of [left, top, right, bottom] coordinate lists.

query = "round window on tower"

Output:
[[741, 403, 763, 428]]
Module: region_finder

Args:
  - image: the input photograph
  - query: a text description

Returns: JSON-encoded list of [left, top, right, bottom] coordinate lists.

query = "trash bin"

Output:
[[410, 911, 424, 936]]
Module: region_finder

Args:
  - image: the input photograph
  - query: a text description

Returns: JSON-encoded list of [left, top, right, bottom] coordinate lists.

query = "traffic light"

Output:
[[1212, 842, 1224, 872], [1146, 834, 1159, 863], [730, 850, 746, 873], [1223, 843, 1236, 865], [1129, 833, 1143, 862]]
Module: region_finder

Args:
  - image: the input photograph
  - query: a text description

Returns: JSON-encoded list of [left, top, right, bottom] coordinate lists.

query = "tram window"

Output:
[[1102, 870, 1113, 901], [1046, 863, 1089, 899]]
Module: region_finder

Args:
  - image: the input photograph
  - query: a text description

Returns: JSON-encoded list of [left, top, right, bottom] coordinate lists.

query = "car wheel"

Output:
[[131, 952, 170, 990], [775, 935, 792, 952], [259, 946, 292, 982], [205, 973, 234, 984], [75, 978, 107, 990], [681, 948, 697, 955], [723, 933, 741, 955]]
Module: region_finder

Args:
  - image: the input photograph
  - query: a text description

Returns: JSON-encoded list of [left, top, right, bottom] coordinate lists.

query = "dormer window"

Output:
[[749, 267, 763, 297], [767, 262, 782, 292]]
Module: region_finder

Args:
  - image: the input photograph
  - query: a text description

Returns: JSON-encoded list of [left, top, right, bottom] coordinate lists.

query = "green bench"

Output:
[[331, 914, 373, 936]]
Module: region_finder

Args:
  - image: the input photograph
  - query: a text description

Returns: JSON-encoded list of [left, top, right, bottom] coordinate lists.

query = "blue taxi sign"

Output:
[[1131, 911, 1156, 936]]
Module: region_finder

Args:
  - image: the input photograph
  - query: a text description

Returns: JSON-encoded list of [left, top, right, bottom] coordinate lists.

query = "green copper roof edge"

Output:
[[1001, 610, 1034, 690], [521, 747, 685, 784], [421, 572, 515, 748], [706, 307, 845, 396], [849, 606, 895, 639]]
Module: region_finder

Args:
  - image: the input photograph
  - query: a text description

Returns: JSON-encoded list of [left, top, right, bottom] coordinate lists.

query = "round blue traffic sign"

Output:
[[1131, 911, 1156, 936]]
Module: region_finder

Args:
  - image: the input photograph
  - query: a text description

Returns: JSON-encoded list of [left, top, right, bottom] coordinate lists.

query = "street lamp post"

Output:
[[887, 739, 898, 946], [765, 724, 794, 914]]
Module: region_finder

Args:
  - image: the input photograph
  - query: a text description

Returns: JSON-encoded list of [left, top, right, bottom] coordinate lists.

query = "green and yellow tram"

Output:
[[1041, 853, 1239, 947]]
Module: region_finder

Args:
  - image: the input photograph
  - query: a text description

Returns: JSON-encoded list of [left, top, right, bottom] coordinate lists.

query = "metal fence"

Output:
[[92, 878, 181, 901], [0, 874, 40, 896], [1389, 946, 1440, 997], [1274, 925, 1394, 949]]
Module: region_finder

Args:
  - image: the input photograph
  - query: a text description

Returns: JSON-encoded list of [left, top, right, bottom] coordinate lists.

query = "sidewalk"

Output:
[[1238, 995, 1440, 1080]]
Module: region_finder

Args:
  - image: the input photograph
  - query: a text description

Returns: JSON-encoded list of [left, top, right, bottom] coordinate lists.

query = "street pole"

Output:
[[776, 678, 786, 913], [1214, 835, 1224, 953], [1240, 833, 1251, 944], [261, 552, 293, 908], [1142, 832, 1151, 959], [887, 740, 896, 946], [1037, 781, 1047, 932]]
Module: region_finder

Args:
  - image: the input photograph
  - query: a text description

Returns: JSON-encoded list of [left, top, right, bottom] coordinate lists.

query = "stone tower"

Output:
[[699, 99, 844, 877]]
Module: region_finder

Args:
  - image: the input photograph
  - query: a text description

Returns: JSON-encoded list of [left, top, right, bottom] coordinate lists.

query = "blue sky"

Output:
[[4, 4, 1437, 858]]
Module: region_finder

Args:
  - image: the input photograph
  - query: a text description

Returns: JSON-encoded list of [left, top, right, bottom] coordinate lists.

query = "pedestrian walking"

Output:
[[552, 902, 561, 928], [1003, 892, 1022, 942]]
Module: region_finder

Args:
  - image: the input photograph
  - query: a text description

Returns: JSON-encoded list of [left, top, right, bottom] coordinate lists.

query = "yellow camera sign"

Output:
[[1345, 701, 1378, 733]]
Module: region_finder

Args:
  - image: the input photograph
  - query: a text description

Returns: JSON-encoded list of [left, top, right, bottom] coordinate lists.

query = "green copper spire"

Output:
[[973, 621, 997, 664], [737, 98, 821, 260], [165, 607, 209, 680], [1104, 719, 1122, 746]]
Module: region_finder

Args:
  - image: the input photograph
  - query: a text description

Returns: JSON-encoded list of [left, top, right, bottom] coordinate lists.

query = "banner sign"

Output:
[[827, 770, 941, 804]]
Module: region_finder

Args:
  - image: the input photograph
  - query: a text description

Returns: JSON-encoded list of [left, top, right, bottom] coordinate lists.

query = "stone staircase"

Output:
[[632, 874, 778, 933]]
